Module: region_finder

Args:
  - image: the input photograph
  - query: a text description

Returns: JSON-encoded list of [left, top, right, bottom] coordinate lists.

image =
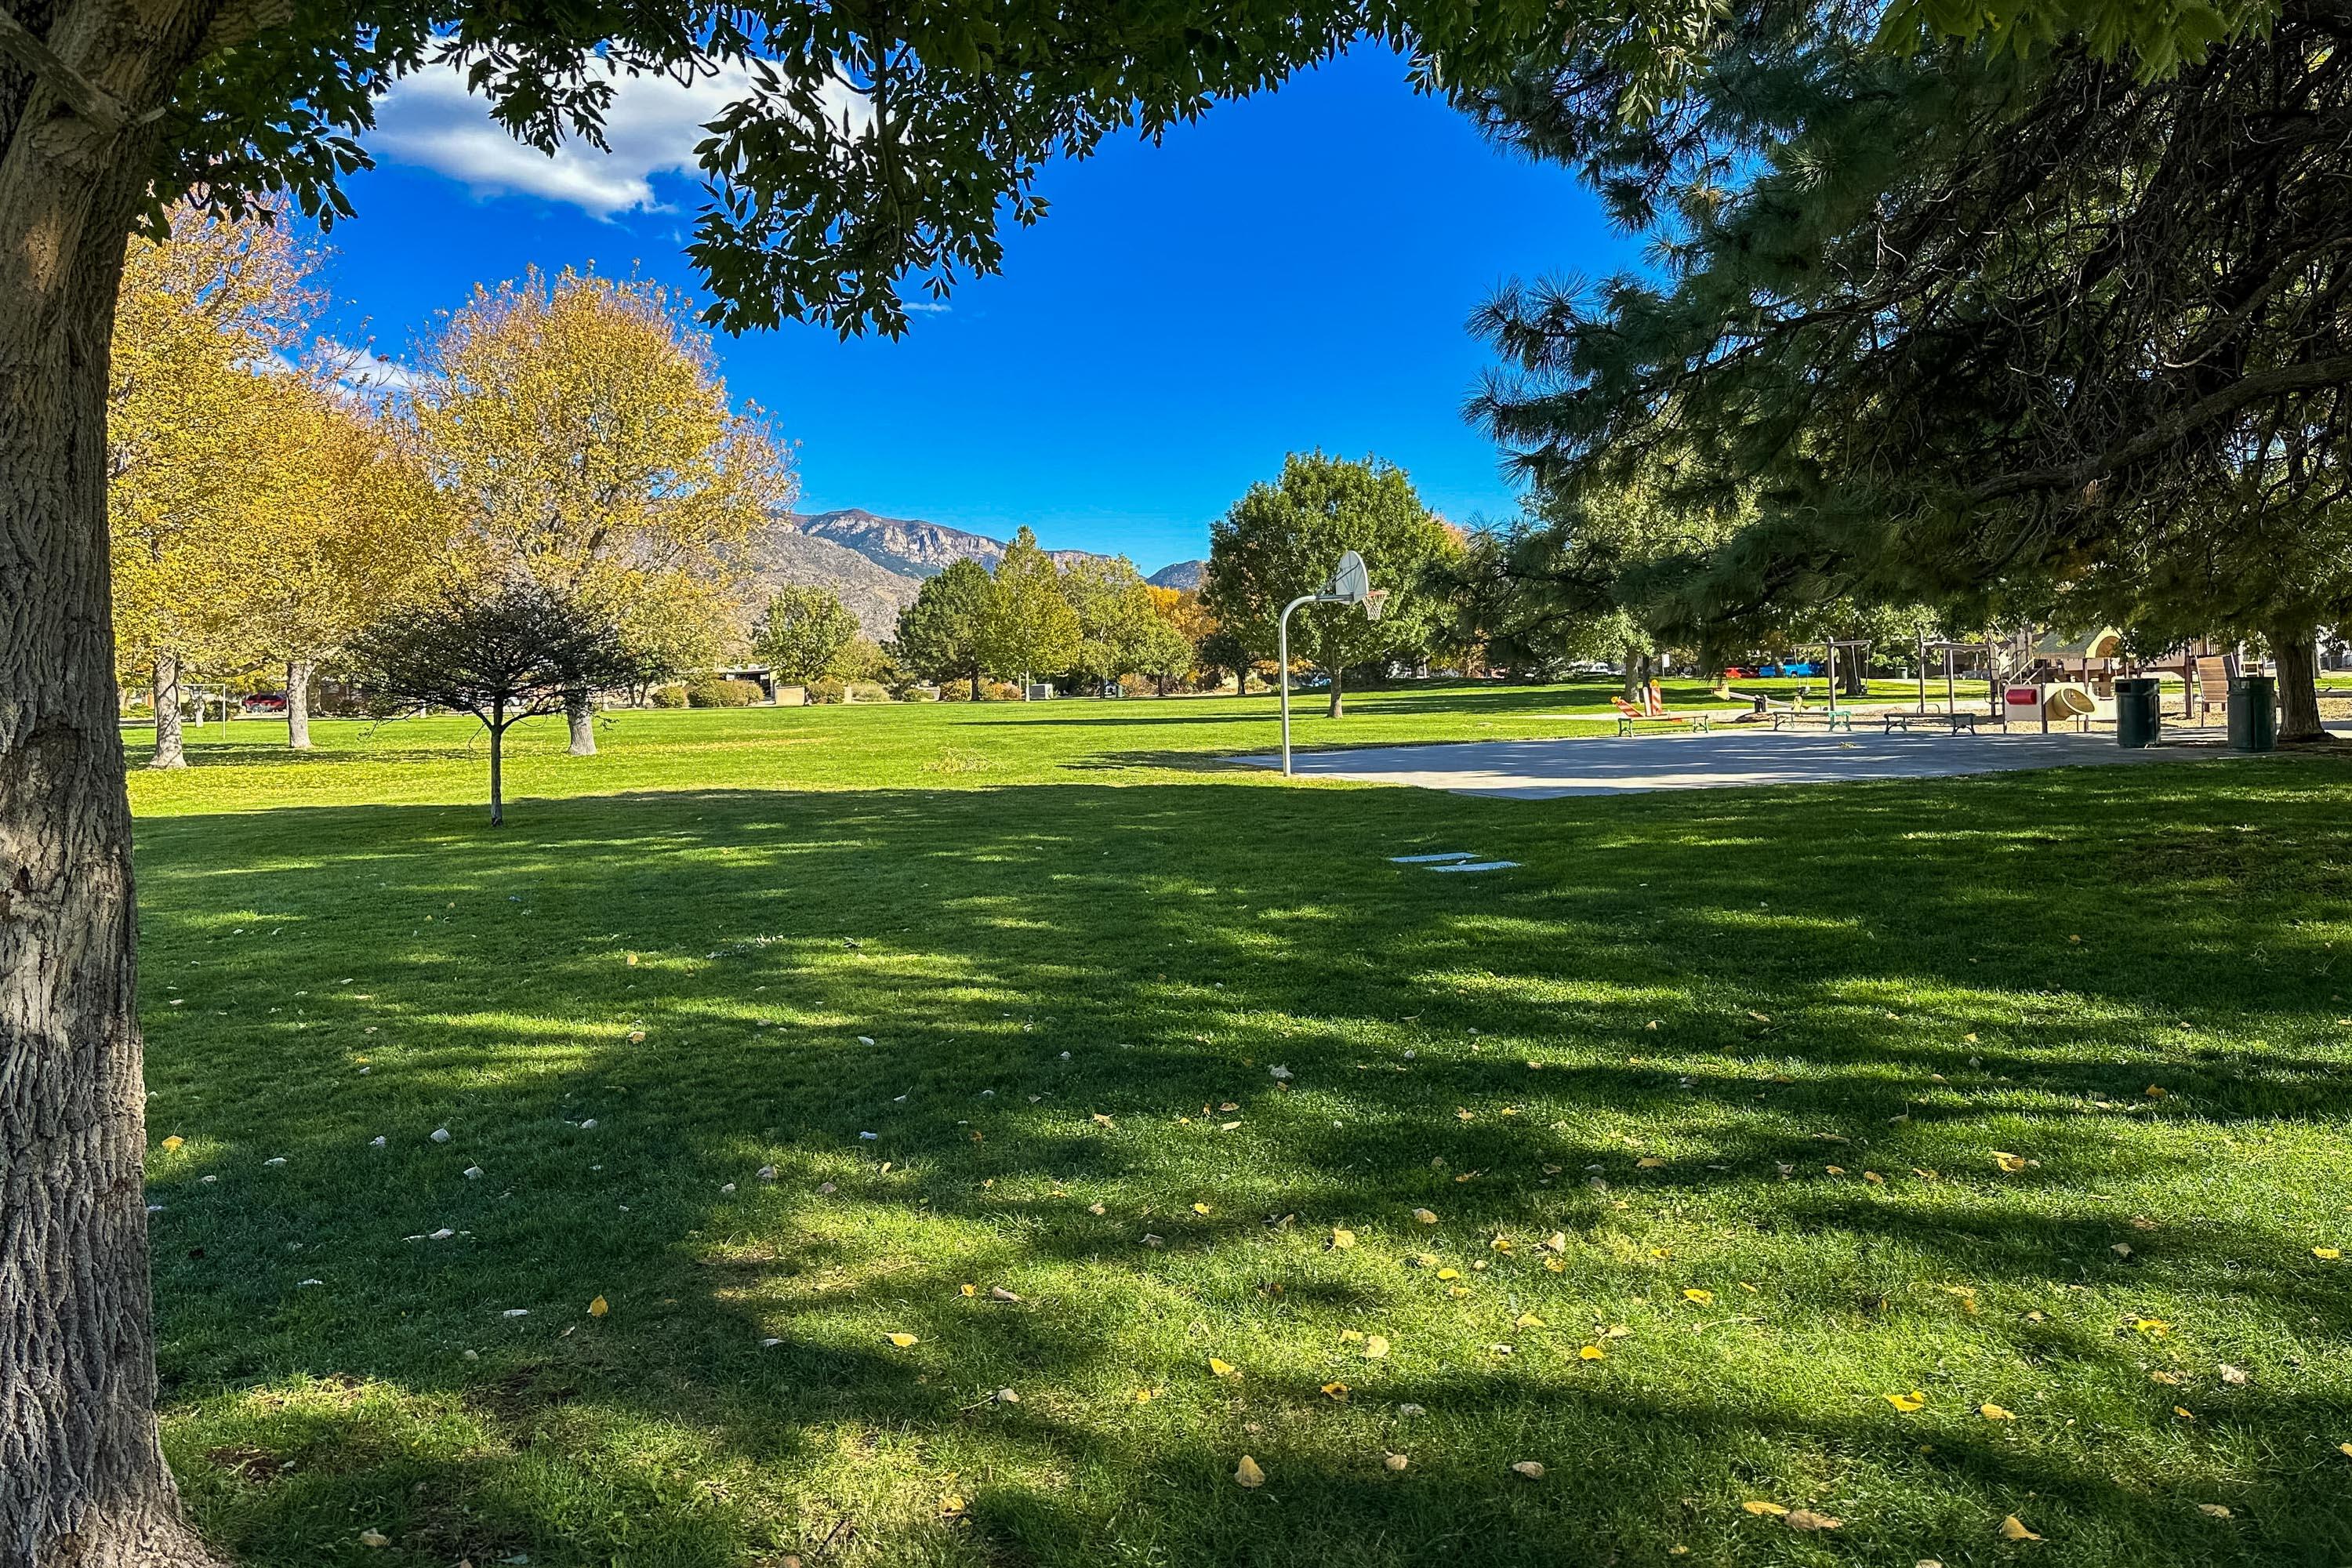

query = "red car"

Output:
[[241, 693, 289, 716]]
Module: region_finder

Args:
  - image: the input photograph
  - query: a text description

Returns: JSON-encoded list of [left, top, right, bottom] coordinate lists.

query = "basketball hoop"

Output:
[[1363, 588, 1389, 622]]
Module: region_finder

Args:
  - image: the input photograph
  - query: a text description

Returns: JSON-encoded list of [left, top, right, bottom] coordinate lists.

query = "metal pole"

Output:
[[1917, 630, 1927, 713], [1279, 593, 1318, 777]]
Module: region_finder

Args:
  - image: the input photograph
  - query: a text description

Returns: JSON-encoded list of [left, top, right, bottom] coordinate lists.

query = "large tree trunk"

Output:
[[147, 654, 184, 769], [1327, 666, 1345, 720], [2, 2, 238, 1560], [1621, 649, 1643, 703], [969, 669, 982, 701], [283, 659, 312, 750], [2270, 626, 2326, 742], [564, 688, 596, 756]]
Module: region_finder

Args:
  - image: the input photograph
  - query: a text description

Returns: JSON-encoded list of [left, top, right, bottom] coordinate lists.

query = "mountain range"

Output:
[[735, 507, 1207, 637]]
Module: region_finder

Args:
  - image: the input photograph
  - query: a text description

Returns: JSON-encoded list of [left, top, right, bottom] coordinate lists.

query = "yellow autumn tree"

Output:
[[211, 375, 453, 747], [110, 206, 318, 767], [409, 268, 795, 753]]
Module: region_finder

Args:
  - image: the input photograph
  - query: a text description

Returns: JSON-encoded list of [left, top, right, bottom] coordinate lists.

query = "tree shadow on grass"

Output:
[[132, 760, 2352, 1566]]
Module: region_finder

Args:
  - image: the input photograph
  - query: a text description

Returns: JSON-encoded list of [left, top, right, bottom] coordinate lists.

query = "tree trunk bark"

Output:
[[564, 688, 596, 756], [969, 670, 982, 701], [2270, 626, 2326, 742], [2, 2, 239, 1559], [488, 714, 506, 827], [1327, 666, 1345, 720], [284, 659, 312, 750], [147, 655, 185, 769], [1622, 649, 1642, 703]]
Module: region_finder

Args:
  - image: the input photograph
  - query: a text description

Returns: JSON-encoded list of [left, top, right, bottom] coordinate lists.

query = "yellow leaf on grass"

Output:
[[1363, 1335, 1390, 1359], [960, 1283, 978, 1298], [1091, 1113, 1115, 1128], [587, 1296, 608, 1319], [1578, 1345, 1606, 1360], [1134, 1388, 1156, 1403], [2197, 1502, 2231, 1518], [1209, 1358, 1239, 1378], [1384, 1452, 1410, 1472], [1637, 1156, 1666, 1169], [1742, 1500, 1789, 1516], [886, 1332, 919, 1348], [1321, 1381, 1349, 1401], [2175, 1406, 2195, 1420], [358, 1530, 390, 1548], [1413, 1208, 1439, 1225], [2132, 1317, 2171, 1337], [1437, 1269, 1461, 1281], [1998, 1515, 2042, 1542], [1544, 1256, 1566, 1272], [2314, 1247, 2342, 1260], [1981, 1403, 2016, 1420], [1785, 1510, 1842, 1531], [1192, 1203, 1211, 1215], [939, 1494, 966, 1519], [1515, 1313, 1545, 1328], [2338, 1442, 2352, 1457], [1510, 1461, 1544, 1479], [2150, 1370, 2182, 1385], [1994, 1152, 2029, 1173], [1330, 1228, 1357, 1250], [1234, 1454, 1265, 1489], [1682, 1288, 1715, 1305], [1886, 1391, 1926, 1412], [161, 1135, 185, 1151]]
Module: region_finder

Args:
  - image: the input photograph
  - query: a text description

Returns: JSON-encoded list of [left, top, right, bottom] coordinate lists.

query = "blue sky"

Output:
[[328, 45, 1635, 573]]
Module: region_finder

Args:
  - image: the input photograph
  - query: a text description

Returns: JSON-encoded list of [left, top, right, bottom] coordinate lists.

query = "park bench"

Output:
[[1769, 707, 1854, 732], [1611, 694, 1711, 736], [1881, 711, 1984, 735]]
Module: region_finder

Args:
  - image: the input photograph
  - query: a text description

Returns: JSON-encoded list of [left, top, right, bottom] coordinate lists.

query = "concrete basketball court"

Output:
[[1242, 725, 2226, 800]]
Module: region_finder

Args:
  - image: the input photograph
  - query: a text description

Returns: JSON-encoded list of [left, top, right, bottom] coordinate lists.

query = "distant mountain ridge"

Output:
[[747, 511, 1203, 634]]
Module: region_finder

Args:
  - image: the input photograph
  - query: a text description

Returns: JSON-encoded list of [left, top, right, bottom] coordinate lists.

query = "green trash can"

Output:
[[2229, 674, 2278, 753], [2113, 677, 2161, 748]]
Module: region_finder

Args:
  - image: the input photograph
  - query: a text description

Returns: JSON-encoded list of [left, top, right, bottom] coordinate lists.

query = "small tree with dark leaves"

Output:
[[349, 585, 648, 826]]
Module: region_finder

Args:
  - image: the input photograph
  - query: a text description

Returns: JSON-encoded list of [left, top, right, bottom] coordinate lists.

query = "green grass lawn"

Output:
[[129, 687, 2352, 1567]]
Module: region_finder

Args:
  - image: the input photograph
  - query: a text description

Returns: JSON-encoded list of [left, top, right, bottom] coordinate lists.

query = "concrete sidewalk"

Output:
[[1240, 727, 2230, 800]]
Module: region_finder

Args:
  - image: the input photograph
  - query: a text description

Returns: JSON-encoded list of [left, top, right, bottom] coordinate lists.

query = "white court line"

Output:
[[1389, 851, 1477, 863]]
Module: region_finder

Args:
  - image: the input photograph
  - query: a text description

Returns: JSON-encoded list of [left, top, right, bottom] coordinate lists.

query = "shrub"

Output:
[[844, 681, 891, 704], [648, 684, 688, 708], [807, 677, 847, 704], [686, 675, 762, 708], [984, 681, 1022, 702]]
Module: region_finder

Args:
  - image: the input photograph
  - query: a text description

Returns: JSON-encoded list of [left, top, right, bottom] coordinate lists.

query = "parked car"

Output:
[[241, 692, 289, 716]]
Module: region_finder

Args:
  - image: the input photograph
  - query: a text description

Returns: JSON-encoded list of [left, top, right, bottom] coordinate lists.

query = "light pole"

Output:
[[1279, 550, 1387, 776]]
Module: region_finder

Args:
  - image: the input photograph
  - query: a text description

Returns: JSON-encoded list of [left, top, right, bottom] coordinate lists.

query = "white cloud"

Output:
[[370, 63, 748, 218], [369, 61, 869, 220], [321, 340, 422, 398]]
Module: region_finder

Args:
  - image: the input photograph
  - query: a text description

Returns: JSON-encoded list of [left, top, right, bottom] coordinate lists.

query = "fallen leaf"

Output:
[[2111, 1243, 2134, 1258], [1320, 1381, 1349, 1401], [1209, 1357, 1239, 1377], [1515, 1313, 1545, 1328], [2151, 1370, 2182, 1386], [1742, 1500, 1789, 1517], [1786, 1510, 1842, 1531], [2175, 1406, 2195, 1420], [1330, 1228, 1357, 1250], [1192, 1203, 1211, 1215], [1437, 1269, 1461, 1281], [1637, 1156, 1667, 1169], [1999, 1515, 2042, 1542], [1087, 1202, 1106, 1215], [358, 1530, 390, 1548], [587, 1296, 608, 1319], [886, 1332, 919, 1348], [1579, 1345, 1606, 1360], [1981, 1403, 2016, 1420], [1134, 1388, 1156, 1403], [1413, 1208, 1439, 1225], [161, 1136, 184, 1151], [990, 1286, 1022, 1303], [1682, 1288, 1715, 1305], [1234, 1454, 1265, 1489], [1994, 1152, 2030, 1173], [1510, 1461, 1544, 1479], [1384, 1452, 1409, 1472], [1091, 1113, 1115, 1129], [1363, 1334, 1390, 1359], [1886, 1391, 1926, 1412], [2133, 1317, 2170, 1337], [961, 1283, 978, 1298], [2197, 1504, 2231, 1519], [939, 1494, 966, 1519], [2315, 1247, 2343, 1260]]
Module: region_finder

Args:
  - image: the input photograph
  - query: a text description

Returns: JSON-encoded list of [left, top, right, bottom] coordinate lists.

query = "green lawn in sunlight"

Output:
[[127, 688, 2352, 1567]]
